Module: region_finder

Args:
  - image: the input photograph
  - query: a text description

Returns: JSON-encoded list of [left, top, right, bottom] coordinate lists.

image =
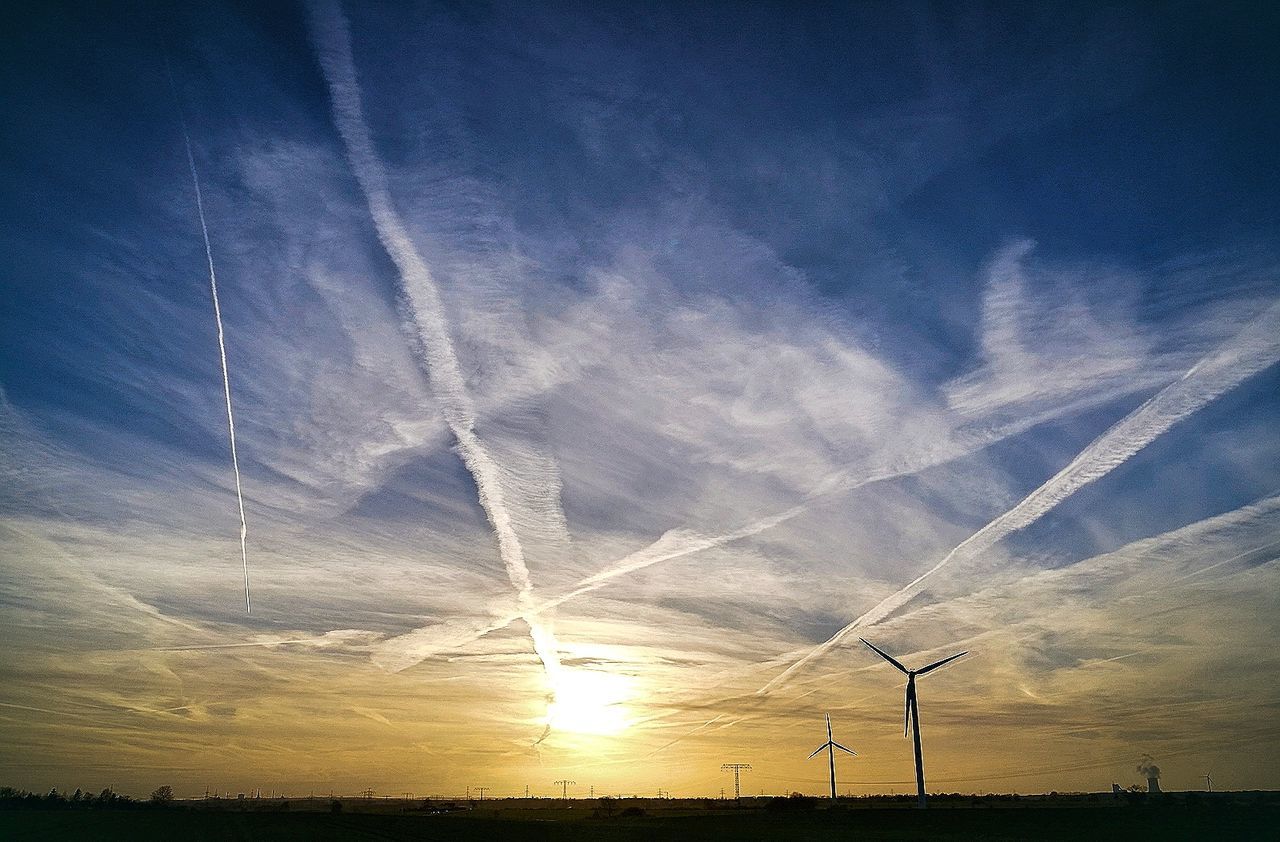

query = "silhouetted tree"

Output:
[[149, 785, 175, 805]]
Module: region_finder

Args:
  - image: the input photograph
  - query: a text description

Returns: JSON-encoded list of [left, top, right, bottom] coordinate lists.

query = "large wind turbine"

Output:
[[862, 638, 967, 809], [808, 713, 856, 800]]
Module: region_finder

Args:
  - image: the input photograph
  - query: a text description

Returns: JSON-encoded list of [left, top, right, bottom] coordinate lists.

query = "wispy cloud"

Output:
[[761, 299, 1280, 693]]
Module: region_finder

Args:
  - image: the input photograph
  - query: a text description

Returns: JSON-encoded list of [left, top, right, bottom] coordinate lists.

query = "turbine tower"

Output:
[[862, 638, 967, 809], [807, 713, 856, 799]]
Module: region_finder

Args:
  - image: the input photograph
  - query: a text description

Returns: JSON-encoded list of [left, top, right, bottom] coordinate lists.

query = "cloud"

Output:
[[759, 298, 1280, 693]]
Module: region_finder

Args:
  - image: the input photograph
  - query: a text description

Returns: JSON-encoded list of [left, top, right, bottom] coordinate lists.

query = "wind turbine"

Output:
[[862, 638, 967, 809], [808, 713, 856, 800]]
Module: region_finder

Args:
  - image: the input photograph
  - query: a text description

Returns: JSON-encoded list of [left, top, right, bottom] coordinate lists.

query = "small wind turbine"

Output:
[[808, 713, 856, 800], [862, 638, 967, 809]]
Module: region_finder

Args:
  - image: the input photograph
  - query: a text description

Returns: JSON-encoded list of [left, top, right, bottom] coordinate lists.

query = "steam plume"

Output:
[[760, 300, 1280, 694]]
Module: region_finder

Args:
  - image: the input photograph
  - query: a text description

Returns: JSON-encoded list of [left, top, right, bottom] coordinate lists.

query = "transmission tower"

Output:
[[1204, 773, 1213, 793], [720, 764, 752, 801], [473, 786, 490, 801], [554, 779, 576, 802]]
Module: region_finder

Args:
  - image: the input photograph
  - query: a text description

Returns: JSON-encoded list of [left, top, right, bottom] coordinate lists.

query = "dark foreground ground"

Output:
[[3, 803, 1278, 841]]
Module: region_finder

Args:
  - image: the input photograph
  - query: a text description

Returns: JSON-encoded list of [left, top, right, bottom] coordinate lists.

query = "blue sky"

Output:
[[1, 1, 1278, 797]]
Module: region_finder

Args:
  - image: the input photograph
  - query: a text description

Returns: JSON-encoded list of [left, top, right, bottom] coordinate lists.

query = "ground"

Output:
[[2, 799, 1278, 841]]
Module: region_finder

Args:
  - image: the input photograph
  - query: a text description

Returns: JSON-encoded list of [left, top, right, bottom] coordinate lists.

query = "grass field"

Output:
[[3, 802, 1277, 841]]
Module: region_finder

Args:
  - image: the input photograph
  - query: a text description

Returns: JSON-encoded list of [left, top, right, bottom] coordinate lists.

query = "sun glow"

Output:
[[547, 668, 635, 736]]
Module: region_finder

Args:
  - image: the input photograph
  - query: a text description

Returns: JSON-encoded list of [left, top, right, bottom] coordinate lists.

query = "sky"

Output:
[[1, 0, 1278, 799]]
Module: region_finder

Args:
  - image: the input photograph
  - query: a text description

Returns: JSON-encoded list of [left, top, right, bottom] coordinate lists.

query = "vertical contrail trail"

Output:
[[166, 55, 251, 614], [306, 0, 563, 691], [759, 299, 1280, 694]]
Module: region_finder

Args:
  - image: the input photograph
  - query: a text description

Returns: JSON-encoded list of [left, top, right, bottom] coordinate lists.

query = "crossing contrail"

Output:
[[370, 393, 1166, 672], [307, 0, 563, 689], [166, 56, 251, 614], [759, 299, 1280, 694]]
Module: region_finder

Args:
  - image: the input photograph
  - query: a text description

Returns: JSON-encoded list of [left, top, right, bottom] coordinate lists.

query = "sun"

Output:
[[546, 668, 634, 736]]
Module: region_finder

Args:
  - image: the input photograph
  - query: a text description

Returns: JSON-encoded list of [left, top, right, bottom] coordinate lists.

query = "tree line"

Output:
[[0, 785, 174, 809]]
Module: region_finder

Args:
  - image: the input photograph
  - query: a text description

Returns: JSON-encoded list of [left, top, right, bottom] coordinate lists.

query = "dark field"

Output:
[[3, 800, 1278, 841]]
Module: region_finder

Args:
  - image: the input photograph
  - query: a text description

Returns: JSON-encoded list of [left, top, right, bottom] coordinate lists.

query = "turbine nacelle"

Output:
[[808, 712, 858, 758], [862, 638, 967, 735]]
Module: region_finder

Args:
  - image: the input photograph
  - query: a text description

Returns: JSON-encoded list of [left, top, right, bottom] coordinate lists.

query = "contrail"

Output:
[[306, 0, 563, 689], [165, 55, 251, 613], [370, 392, 1169, 672], [759, 299, 1280, 694], [371, 378, 1168, 673], [372, 507, 804, 671]]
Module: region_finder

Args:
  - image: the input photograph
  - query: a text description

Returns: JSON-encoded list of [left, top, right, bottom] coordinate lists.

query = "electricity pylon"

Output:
[[473, 786, 489, 801], [554, 779, 576, 802], [720, 764, 752, 801]]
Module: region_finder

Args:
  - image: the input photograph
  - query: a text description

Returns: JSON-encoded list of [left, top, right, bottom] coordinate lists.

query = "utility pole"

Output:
[[720, 764, 751, 801], [719, 788, 725, 800], [554, 779, 576, 802], [1204, 774, 1213, 793], [473, 787, 489, 801]]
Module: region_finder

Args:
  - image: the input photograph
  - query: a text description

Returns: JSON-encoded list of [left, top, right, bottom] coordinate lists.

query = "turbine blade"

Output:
[[861, 638, 909, 674], [916, 650, 969, 676], [904, 680, 913, 737], [832, 741, 857, 756], [808, 745, 827, 759], [826, 713, 833, 742]]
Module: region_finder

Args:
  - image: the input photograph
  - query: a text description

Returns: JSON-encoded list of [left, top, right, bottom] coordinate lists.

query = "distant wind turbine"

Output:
[[862, 638, 967, 809], [808, 713, 856, 800]]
